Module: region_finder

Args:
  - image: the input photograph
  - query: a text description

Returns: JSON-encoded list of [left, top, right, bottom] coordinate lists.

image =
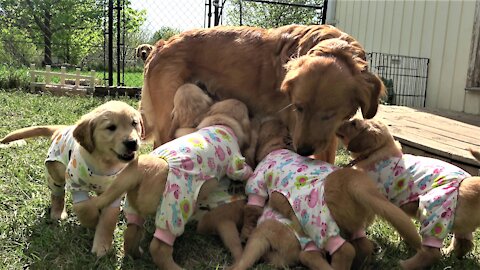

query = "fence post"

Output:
[[91, 70, 96, 87], [75, 68, 81, 87], [60, 67, 66, 85], [30, 64, 36, 92], [45, 65, 51, 84]]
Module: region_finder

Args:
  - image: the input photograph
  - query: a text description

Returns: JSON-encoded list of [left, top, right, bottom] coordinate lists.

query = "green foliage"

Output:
[[0, 0, 146, 67], [150, 26, 181, 44], [226, 0, 324, 27], [0, 66, 30, 90]]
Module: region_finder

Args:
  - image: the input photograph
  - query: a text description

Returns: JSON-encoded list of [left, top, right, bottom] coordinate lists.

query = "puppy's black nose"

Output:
[[124, 139, 138, 151], [297, 145, 314, 156]]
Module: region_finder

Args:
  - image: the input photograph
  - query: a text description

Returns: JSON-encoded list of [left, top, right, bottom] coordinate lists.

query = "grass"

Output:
[[0, 90, 480, 269]]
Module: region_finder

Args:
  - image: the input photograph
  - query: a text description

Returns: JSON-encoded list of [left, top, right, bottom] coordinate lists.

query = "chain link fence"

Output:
[[0, 0, 326, 90]]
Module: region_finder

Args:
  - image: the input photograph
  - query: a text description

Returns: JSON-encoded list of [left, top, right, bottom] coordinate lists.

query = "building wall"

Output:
[[332, 0, 480, 114]]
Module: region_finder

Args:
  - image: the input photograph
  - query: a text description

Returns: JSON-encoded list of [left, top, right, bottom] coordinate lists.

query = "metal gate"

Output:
[[368, 52, 429, 107]]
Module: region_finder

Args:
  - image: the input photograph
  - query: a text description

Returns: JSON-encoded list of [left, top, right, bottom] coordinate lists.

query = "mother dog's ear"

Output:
[[355, 72, 386, 119], [280, 57, 307, 95], [73, 113, 96, 153]]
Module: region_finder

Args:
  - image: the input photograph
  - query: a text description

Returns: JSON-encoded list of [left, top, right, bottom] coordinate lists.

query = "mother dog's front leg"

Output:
[[142, 64, 189, 147]]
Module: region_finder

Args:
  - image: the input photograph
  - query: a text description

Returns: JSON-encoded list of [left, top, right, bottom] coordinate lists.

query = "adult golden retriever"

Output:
[[135, 43, 155, 62], [234, 118, 421, 270], [141, 24, 385, 163], [337, 118, 480, 269], [92, 99, 254, 270], [0, 101, 143, 256]]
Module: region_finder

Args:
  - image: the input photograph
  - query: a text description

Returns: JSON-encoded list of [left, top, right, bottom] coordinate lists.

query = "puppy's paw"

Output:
[[91, 241, 112, 257], [50, 194, 67, 220]]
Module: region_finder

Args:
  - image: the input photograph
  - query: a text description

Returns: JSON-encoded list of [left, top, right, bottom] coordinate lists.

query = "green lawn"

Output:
[[0, 90, 479, 269]]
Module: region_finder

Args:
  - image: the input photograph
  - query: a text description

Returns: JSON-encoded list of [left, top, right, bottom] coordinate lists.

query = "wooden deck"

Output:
[[372, 105, 480, 175]]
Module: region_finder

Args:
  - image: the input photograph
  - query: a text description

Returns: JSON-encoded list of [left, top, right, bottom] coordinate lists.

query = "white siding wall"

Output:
[[333, 0, 479, 114]]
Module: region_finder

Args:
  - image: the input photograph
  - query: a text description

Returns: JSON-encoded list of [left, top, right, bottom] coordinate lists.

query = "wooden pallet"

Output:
[[372, 105, 480, 175]]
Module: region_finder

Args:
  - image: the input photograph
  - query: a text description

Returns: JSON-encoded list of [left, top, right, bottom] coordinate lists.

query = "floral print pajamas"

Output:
[[365, 154, 471, 247], [246, 149, 345, 254], [125, 125, 253, 245]]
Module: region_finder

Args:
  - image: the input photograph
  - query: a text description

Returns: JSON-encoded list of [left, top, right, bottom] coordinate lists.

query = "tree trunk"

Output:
[[42, 8, 52, 66]]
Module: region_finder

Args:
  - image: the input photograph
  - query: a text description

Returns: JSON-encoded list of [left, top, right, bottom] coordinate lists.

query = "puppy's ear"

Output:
[[355, 72, 386, 119], [347, 123, 383, 153], [73, 114, 95, 153], [168, 110, 179, 140]]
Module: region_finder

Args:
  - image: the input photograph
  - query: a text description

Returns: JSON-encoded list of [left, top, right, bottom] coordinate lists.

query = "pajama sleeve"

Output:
[[244, 159, 270, 207]]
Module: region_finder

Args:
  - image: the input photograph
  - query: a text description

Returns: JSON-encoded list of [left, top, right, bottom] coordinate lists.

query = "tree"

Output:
[[226, 0, 324, 28], [150, 26, 181, 44], [0, 0, 145, 66]]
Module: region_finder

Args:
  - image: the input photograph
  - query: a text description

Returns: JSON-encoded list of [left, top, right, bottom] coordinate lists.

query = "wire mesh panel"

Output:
[[118, 0, 207, 88], [367, 52, 429, 108]]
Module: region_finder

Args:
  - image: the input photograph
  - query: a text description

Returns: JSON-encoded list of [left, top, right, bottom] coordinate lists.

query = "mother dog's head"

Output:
[[280, 39, 385, 156]]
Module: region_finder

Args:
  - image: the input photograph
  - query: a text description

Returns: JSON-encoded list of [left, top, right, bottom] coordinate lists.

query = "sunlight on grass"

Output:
[[0, 90, 479, 269]]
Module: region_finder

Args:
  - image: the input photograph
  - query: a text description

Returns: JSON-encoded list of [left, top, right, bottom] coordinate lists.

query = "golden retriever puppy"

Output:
[[168, 88, 247, 262], [169, 83, 213, 138], [337, 118, 480, 269], [135, 43, 154, 62], [233, 119, 421, 270], [0, 101, 143, 256], [91, 99, 254, 270], [141, 24, 385, 163]]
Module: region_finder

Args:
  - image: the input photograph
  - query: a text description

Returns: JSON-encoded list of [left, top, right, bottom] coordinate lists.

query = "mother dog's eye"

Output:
[[293, 104, 304, 113], [132, 120, 139, 127], [320, 112, 335, 121], [106, 124, 117, 131]]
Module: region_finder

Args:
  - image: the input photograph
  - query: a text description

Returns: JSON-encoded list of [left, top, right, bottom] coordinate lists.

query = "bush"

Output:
[[0, 66, 30, 90]]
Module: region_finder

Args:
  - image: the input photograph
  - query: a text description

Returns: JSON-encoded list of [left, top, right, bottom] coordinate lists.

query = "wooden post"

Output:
[[45, 65, 51, 85], [75, 68, 80, 88], [30, 64, 36, 92], [90, 70, 96, 87], [60, 66, 66, 85]]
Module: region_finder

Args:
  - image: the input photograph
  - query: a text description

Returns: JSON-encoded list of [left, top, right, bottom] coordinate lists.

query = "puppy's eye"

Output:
[[106, 125, 117, 131], [132, 120, 138, 127]]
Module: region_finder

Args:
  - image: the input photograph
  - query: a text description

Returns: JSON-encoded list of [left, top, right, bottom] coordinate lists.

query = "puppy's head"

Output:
[[255, 118, 291, 163], [336, 118, 393, 156], [197, 99, 251, 149], [280, 39, 386, 157], [169, 83, 213, 139], [73, 101, 143, 163], [135, 44, 154, 62]]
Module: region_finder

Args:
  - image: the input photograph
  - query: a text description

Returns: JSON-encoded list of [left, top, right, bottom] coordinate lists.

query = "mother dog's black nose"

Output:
[[124, 139, 138, 151], [297, 145, 314, 156]]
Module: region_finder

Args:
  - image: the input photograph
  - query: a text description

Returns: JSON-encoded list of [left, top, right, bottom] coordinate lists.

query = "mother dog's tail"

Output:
[[1, 125, 68, 144], [351, 174, 422, 250]]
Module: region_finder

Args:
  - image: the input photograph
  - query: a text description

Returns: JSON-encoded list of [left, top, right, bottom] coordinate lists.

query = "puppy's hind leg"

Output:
[[331, 242, 356, 270], [444, 234, 474, 259], [46, 161, 67, 220], [124, 223, 145, 258]]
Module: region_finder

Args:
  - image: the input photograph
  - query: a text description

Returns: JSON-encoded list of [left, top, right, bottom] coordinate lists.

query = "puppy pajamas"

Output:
[[365, 154, 471, 247], [126, 125, 253, 245], [246, 149, 345, 255], [45, 127, 122, 206]]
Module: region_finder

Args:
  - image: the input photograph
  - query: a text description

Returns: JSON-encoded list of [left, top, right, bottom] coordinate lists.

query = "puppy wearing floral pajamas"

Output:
[[336, 118, 480, 269]]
